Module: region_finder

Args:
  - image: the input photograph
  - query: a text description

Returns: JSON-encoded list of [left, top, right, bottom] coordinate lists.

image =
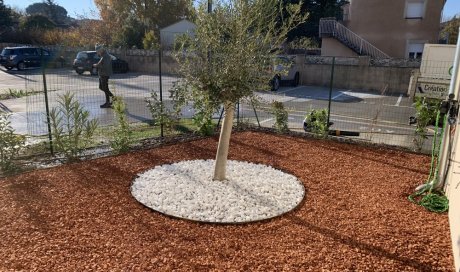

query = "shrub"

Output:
[[110, 96, 132, 154], [413, 97, 441, 151], [0, 112, 25, 173], [270, 101, 289, 133], [49, 92, 98, 161], [142, 30, 159, 50], [145, 91, 180, 134], [304, 108, 329, 138]]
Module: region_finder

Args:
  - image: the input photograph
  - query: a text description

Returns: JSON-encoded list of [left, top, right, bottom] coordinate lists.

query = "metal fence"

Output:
[[1, 49, 453, 155]]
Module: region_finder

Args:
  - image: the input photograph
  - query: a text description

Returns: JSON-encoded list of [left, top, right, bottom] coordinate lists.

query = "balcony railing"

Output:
[[319, 18, 390, 59]]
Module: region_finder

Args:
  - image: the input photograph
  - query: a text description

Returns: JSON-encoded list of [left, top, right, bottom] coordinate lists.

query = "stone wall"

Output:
[[297, 56, 421, 95], [1, 44, 420, 93]]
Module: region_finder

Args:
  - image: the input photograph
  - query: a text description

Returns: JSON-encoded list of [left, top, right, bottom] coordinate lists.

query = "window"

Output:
[[407, 42, 424, 59], [405, 0, 425, 19]]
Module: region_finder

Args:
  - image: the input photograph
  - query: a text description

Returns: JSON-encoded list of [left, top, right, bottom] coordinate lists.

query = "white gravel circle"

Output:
[[131, 160, 305, 223]]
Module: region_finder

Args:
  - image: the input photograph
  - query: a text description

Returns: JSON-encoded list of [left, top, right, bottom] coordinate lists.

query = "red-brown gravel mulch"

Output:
[[0, 131, 454, 271]]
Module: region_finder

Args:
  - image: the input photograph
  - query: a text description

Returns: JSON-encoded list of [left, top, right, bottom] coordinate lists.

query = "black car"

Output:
[[72, 51, 129, 75], [0, 46, 53, 70]]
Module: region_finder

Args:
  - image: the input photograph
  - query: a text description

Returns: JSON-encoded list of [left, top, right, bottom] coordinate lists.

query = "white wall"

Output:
[[160, 20, 196, 48]]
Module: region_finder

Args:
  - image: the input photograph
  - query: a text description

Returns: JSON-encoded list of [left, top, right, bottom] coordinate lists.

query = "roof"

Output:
[[160, 19, 196, 32]]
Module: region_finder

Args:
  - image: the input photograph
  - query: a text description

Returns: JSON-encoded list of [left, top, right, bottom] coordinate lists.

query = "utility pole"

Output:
[[438, 27, 460, 189]]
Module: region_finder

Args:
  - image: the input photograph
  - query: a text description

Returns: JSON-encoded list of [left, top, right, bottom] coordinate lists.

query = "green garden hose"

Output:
[[408, 110, 449, 213]]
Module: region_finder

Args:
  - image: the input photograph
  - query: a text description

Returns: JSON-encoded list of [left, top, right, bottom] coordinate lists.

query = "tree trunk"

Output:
[[213, 102, 235, 181]]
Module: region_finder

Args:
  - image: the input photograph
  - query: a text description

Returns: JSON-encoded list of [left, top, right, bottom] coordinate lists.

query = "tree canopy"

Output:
[[20, 14, 56, 31], [25, 0, 69, 25], [173, 0, 306, 180], [441, 16, 460, 45], [93, 0, 192, 48], [284, 0, 348, 42], [0, 0, 14, 33]]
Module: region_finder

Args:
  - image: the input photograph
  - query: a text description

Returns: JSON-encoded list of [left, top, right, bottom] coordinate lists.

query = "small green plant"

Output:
[[270, 101, 289, 133], [413, 97, 441, 151], [49, 92, 99, 161], [145, 91, 180, 134], [0, 88, 42, 100], [304, 108, 329, 138], [110, 96, 132, 154], [0, 112, 25, 173]]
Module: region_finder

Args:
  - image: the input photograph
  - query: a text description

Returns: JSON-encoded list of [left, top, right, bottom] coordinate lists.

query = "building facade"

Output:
[[320, 0, 446, 59]]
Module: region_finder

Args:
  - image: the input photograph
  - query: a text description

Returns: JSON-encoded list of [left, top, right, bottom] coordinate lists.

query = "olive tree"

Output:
[[174, 0, 306, 180]]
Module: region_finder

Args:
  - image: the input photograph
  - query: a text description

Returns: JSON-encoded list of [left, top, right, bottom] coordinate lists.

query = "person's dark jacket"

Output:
[[95, 51, 113, 77]]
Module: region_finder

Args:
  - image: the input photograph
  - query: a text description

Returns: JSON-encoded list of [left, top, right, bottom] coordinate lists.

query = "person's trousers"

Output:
[[99, 76, 113, 103]]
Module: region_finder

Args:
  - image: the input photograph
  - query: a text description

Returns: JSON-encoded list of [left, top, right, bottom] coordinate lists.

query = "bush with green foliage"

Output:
[[142, 30, 159, 50], [145, 91, 180, 134], [270, 101, 289, 133], [110, 96, 132, 154], [304, 108, 329, 138], [288, 37, 319, 49], [20, 14, 56, 31], [413, 97, 441, 151], [0, 112, 25, 173], [49, 92, 98, 161]]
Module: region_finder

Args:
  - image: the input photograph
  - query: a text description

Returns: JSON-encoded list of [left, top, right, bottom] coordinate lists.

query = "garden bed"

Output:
[[0, 131, 453, 271]]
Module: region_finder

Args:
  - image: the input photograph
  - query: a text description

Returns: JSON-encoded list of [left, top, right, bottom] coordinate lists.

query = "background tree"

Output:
[[284, 0, 347, 43], [112, 15, 146, 48], [441, 16, 460, 45], [94, 0, 192, 48], [20, 14, 56, 31], [25, 1, 69, 25], [143, 30, 159, 49], [173, 0, 306, 180], [0, 0, 14, 35]]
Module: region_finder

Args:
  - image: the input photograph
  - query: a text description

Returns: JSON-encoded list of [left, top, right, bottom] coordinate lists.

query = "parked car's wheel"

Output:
[[292, 72, 299, 87], [5, 66, 13, 70], [17, 62, 25, 71], [90, 67, 98, 76], [271, 75, 280, 91], [75, 68, 84, 75]]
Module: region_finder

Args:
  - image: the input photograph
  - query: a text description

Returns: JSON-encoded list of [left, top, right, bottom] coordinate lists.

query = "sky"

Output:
[[4, 0, 98, 18], [4, 0, 460, 20]]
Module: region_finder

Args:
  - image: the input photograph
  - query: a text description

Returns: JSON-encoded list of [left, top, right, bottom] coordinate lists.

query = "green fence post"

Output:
[[158, 46, 164, 138], [327, 57, 335, 133], [41, 48, 54, 155]]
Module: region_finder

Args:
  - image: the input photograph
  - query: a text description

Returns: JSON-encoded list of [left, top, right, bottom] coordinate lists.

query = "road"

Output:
[[0, 67, 424, 150]]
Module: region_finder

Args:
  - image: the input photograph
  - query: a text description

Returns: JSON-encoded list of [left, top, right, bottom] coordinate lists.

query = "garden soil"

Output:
[[0, 131, 454, 271]]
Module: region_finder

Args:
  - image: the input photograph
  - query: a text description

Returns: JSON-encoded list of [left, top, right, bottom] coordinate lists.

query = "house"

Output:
[[160, 19, 196, 48], [320, 0, 446, 59]]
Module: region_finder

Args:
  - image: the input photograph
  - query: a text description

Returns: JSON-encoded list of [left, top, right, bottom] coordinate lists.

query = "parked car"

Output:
[[72, 51, 129, 75], [270, 56, 300, 91], [0, 46, 53, 70]]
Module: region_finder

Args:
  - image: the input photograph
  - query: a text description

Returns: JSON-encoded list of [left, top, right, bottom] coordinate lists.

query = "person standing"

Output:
[[93, 45, 113, 108]]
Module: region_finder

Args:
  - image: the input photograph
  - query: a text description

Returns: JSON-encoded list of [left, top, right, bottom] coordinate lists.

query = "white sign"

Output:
[[415, 78, 449, 99]]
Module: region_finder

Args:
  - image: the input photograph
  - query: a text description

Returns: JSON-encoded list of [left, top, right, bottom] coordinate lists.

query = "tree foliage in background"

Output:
[[94, 0, 192, 48], [143, 30, 159, 49], [441, 16, 459, 45], [0, 0, 14, 34], [20, 14, 56, 31], [283, 0, 348, 42], [173, 0, 306, 180], [25, 0, 69, 25], [112, 15, 146, 48]]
